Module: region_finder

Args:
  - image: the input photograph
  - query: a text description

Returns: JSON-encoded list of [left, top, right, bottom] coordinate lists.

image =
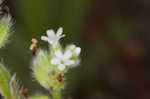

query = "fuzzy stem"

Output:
[[53, 90, 61, 99]]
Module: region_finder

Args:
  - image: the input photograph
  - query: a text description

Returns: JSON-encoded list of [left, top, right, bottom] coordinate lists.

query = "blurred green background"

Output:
[[0, 0, 149, 99]]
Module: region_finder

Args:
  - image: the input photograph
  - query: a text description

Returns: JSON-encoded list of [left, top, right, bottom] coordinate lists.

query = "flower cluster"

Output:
[[32, 27, 81, 98], [41, 27, 65, 46], [41, 27, 81, 71]]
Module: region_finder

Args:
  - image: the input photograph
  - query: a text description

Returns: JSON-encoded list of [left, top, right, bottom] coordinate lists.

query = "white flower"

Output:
[[73, 47, 81, 56], [51, 50, 75, 71], [67, 44, 81, 56], [41, 27, 65, 45]]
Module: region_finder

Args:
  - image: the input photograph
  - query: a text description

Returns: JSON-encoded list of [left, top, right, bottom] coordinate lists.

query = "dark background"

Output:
[[0, 0, 149, 99]]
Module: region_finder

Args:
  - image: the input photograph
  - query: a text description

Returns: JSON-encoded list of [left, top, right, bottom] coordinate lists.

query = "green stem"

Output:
[[53, 90, 61, 99]]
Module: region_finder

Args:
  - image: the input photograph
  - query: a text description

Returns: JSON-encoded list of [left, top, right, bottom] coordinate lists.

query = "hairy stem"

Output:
[[53, 90, 61, 99]]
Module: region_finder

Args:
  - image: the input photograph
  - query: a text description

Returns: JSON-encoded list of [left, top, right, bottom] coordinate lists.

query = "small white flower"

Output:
[[41, 27, 65, 45], [73, 47, 81, 56], [51, 49, 75, 71], [67, 44, 81, 56]]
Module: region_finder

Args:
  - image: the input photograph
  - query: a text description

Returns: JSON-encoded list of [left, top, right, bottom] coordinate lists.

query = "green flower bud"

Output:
[[32, 49, 65, 91], [32, 49, 52, 89]]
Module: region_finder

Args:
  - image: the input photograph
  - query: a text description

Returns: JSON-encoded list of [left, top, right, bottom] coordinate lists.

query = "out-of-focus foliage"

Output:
[[30, 94, 49, 99], [0, 64, 11, 99], [0, 16, 12, 48], [0, 64, 24, 99]]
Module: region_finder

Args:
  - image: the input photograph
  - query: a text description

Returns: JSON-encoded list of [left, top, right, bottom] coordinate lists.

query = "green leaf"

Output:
[[0, 63, 11, 99]]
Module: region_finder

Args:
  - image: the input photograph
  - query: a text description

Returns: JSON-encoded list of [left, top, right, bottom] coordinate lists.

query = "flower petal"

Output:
[[55, 50, 63, 59], [51, 58, 60, 65], [41, 36, 48, 41], [58, 64, 65, 71], [73, 47, 81, 56], [59, 34, 65, 39], [46, 29, 55, 38], [48, 39, 55, 44], [64, 60, 75, 66], [56, 27, 63, 36], [64, 50, 72, 59], [67, 44, 76, 50]]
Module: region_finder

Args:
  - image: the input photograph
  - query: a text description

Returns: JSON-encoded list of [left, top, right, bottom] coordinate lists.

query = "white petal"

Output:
[[55, 50, 63, 59], [73, 47, 81, 56], [41, 36, 48, 41], [59, 34, 65, 39], [64, 60, 75, 66], [64, 50, 72, 59], [46, 29, 55, 38], [67, 44, 76, 50], [48, 39, 55, 44], [56, 27, 63, 36], [51, 58, 60, 65], [58, 64, 66, 71]]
